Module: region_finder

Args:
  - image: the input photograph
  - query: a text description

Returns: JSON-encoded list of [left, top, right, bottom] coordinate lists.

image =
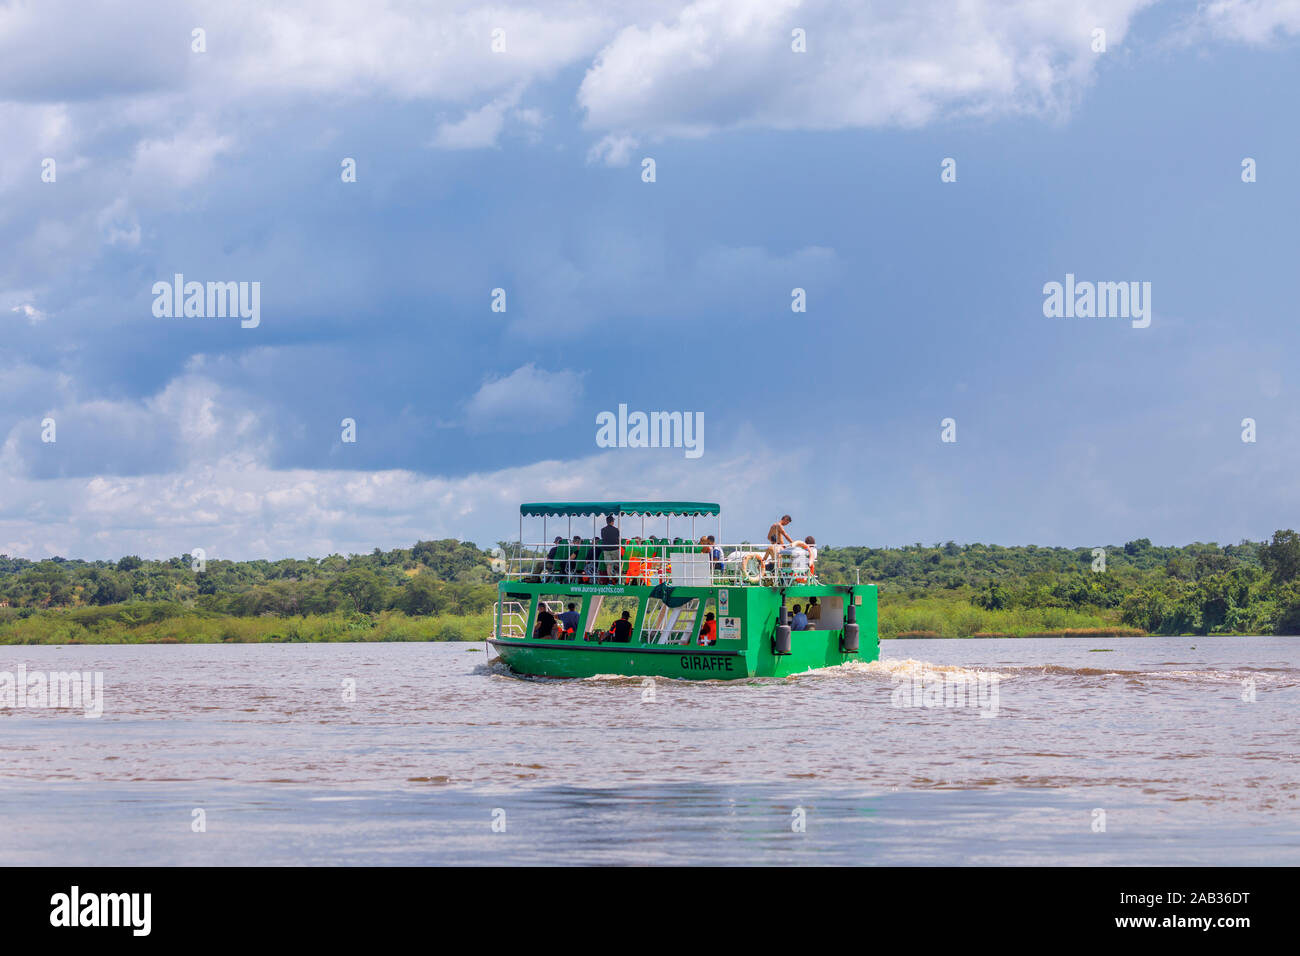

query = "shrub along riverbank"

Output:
[[0, 604, 492, 645], [3, 531, 1299, 643], [877, 592, 1142, 639]]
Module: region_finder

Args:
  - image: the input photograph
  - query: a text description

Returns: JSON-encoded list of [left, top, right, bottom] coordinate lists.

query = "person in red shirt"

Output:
[[698, 612, 717, 646]]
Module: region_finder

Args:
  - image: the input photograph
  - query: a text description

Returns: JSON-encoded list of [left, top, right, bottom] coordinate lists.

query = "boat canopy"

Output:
[[519, 501, 720, 518]]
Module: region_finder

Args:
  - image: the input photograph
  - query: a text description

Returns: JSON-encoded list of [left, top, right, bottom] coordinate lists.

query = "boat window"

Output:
[[588, 595, 640, 640], [642, 597, 700, 645], [805, 595, 843, 630], [536, 594, 576, 638], [697, 596, 720, 644]]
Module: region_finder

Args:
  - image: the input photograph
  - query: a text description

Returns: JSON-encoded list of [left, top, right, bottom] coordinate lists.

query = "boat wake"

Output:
[[809, 658, 1012, 682], [808, 657, 1300, 689], [478, 652, 1299, 690]]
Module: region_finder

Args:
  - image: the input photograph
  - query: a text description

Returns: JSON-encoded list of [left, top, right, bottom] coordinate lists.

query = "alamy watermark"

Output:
[[152, 274, 260, 328], [891, 672, 1000, 717], [596, 404, 703, 459], [0, 665, 103, 717], [50, 886, 150, 936], [1043, 273, 1150, 328]]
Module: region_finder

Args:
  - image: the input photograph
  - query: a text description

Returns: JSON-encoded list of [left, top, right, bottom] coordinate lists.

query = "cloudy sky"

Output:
[[2, 0, 1298, 560]]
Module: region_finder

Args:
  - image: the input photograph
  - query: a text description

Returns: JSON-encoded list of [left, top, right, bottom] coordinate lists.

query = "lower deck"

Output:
[[490, 580, 879, 680]]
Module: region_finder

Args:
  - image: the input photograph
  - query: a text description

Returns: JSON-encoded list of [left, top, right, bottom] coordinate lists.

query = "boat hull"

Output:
[[488, 632, 883, 686], [488, 580, 879, 680]]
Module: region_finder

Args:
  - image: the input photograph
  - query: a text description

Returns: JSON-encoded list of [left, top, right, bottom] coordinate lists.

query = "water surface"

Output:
[[1, 638, 1296, 864]]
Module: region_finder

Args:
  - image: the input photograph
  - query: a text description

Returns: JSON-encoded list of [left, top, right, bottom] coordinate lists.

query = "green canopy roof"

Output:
[[520, 501, 720, 518]]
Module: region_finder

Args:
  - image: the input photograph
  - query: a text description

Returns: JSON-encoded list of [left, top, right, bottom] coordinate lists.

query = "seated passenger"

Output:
[[534, 606, 558, 638], [558, 602, 580, 637], [805, 595, 821, 624], [791, 604, 808, 630], [611, 610, 634, 643], [544, 536, 563, 581], [566, 535, 583, 581], [698, 612, 717, 646], [707, 535, 724, 573]]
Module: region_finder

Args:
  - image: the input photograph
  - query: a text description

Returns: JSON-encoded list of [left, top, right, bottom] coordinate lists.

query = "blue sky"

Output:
[[2, 0, 1298, 559]]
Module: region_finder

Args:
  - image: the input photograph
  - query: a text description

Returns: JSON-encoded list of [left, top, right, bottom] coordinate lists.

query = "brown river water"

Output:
[[1, 637, 1297, 865]]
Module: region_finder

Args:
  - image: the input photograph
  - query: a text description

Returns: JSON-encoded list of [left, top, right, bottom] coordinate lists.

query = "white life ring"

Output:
[[740, 553, 763, 584]]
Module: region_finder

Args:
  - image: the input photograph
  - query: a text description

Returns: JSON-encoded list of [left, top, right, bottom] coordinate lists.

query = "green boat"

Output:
[[488, 501, 879, 680]]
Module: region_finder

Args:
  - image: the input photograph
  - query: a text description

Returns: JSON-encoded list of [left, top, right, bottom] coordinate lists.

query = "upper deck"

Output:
[[502, 500, 820, 589]]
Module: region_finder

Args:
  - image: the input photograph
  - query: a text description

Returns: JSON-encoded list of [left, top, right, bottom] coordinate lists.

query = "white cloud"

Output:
[[95, 197, 141, 248], [203, 1, 625, 103], [131, 125, 235, 190], [464, 363, 583, 430], [579, 0, 1157, 158], [9, 304, 46, 324], [430, 89, 532, 150], [0, 365, 269, 481], [586, 132, 639, 166], [0, 365, 781, 557], [1195, 0, 1300, 43]]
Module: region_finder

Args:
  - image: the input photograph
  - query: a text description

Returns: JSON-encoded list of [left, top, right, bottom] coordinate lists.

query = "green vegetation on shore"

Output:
[[2, 532, 1299, 644]]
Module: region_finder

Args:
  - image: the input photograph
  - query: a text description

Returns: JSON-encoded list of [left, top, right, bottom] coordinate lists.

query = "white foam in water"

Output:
[[808, 657, 1013, 682]]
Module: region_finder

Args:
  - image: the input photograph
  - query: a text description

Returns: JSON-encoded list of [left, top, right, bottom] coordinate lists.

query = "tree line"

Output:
[[3, 531, 1300, 636]]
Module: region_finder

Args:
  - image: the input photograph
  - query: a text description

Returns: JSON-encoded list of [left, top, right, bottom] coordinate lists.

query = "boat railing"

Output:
[[495, 600, 527, 639], [501, 541, 820, 587]]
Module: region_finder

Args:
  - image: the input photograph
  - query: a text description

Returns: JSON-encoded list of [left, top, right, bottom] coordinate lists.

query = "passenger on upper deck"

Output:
[[566, 535, 583, 581], [762, 532, 781, 571], [706, 535, 723, 572], [791, 535, 818, 573], [545, 537, 563, 580], [768, 515, 793, 547], [599, 515, 621, 584]]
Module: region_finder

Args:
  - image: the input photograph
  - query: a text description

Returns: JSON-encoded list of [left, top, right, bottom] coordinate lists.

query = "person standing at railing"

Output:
[[768, 515, 794, 547], [599, 514, 621, 584]]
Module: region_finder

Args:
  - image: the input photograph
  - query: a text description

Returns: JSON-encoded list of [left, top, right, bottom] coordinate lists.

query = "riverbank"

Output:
[[878, 594, 1146, 639], [0, 604, 492, 645]]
